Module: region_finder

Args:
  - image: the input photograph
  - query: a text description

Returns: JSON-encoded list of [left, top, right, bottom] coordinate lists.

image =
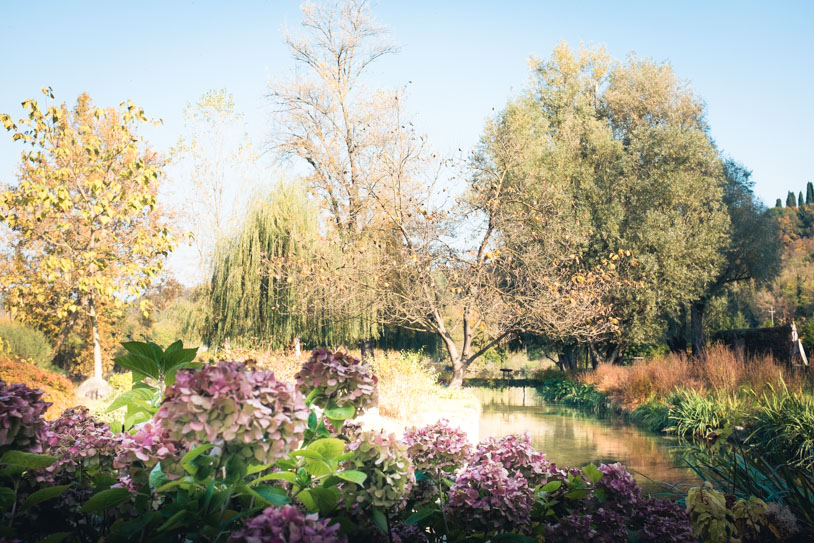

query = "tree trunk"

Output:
[[691, 300, 706, 358], [89, 298, 103, 380], [588, 342, 621, 367], [558, 345, 577, 371], [360, 338, 374, 362]]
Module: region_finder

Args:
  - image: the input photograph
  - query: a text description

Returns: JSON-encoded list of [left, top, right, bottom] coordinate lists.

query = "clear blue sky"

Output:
[[1, 0, 812, 206]]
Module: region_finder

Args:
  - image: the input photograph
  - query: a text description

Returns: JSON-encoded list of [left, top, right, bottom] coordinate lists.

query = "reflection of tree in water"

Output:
[[474, 388, 698, 493]]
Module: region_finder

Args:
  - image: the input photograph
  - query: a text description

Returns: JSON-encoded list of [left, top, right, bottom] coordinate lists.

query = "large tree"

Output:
[[688, 160, 781, 355], [0, 89, 176, 381], [477, 44, 731, 362]]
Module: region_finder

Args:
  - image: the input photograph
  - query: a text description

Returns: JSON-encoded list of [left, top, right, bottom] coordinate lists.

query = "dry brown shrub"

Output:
[[223, 347, 303, 383]]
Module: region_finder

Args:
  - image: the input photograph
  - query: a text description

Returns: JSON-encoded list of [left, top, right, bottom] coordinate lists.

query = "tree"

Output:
[[776, 198, 783, 208], [172, 89, 255, 282], [806, 181, 814, 206], [478, 44, 729, 363], [800, 192, 805, 209], [787, 191, 797, 208], [688, 160, 781, 355], [0, 90, 176, 382]]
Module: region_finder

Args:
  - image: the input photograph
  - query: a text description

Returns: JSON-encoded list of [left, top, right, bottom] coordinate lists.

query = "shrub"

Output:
[[469, 432, 553, 487], [228, 505, 346, 543], [370, 350, 438, 419], [0, 358, 75, 419], [344, 429, 415, 510], [0, 319, 53, 368], [404, 419, 472, 480], [296, 349, 378, 416], [750, 381, 814, 470], [157, 361, 308, 464], [0, 379, 49, 453], [447, 460, 534, 534], [666, 388, 745, 438]]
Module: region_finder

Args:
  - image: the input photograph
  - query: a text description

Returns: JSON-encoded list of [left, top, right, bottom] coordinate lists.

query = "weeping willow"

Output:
[[201, 183, 377, 350]]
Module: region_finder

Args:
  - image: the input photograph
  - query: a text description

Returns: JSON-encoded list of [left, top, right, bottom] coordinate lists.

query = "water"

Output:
[[472, 386, 700, 495]]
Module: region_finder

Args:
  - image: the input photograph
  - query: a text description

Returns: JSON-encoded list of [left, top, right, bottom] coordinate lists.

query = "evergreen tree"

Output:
[[775, 198, 783, 208], [799, 191, 805, 208], [787, 191, 797, 208], [807, 181, 814, 205]]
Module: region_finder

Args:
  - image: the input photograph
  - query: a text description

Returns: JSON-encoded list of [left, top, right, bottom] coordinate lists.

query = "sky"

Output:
[[1, 1, 812, 280]]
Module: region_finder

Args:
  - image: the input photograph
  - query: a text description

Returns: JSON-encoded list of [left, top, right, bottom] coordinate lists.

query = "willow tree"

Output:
[[478, 44, 730, 362], [203, 183, 369, 350], [0, 89, 175, 382]]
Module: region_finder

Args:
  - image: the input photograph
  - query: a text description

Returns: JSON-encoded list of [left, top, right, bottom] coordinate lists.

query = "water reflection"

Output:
[[473, 386, 699, 495]]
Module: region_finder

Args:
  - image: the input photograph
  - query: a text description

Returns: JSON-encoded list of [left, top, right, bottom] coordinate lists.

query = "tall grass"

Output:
[[750, 381, 814, 470]]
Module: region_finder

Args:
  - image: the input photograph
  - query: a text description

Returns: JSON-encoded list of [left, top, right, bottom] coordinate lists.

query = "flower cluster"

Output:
[[345, 430, 415, 509], [469, 433, 554, 487], [228, 505, 345, 543], [295, 349, 377, 412], [403, 419, 472, 479], [597, 462, 640, 507], [0, 380, 49, 453], [40, 407, 123, 481], [156, 361, 308, 464], [115, 421, 184, 481], [447, 460, 534, 533]]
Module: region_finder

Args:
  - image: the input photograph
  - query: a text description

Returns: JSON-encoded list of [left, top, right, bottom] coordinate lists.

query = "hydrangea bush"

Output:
[[228, 505, 346, 543], [295, 349, 378, 414], [157, 361, 308, 464], [0, 343, 716, 543], [447, 460, 535, 533], [344, 429, 415, 509], [0, 379, 49, 453]]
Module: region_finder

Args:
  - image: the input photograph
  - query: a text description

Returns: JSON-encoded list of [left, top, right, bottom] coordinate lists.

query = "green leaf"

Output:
[[323, 405, 355, 420], [304, 388, 322, 406], [0, 486, 15, 507], [250, 485, 290, 506], [307, 438, 346, 462], [149, 463, 170, 490], [582, 463, 603, 484], [0, 451, 58, 469], [247, 463, 272, 476], [225, 454, 248, 484], [81, 487, 132, 513], [106, 387, 155, 412], [540, 480, 562, 492], [406, 507, 435, 525], [371, 508, 388, 534], [297, 489, 317, 512], [564, 489, 590, 499], [251, 471, 297, 485], [113, 352, 159, 381], [180, 443, 214, 465], [157, 509, 186, 532], [336, 469, 366, 486], [22, 484, 71, 510]]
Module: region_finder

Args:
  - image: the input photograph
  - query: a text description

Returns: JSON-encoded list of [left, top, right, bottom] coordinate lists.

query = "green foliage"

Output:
[[107, 340, 198, 430], [537, 378, 611, 415], [203, 183, 375, 351], [0, 319, 54, 368], [749, 381, 814, 470], [666, 389, 745, 438]]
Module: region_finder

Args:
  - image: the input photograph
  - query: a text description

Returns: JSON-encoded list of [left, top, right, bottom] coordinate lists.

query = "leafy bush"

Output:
[[0, 319, 53, 368], [370, 350, 439, 419], [296, 349, 378, 420], [666, 389, 745, 438], [0, 341, 701, 543], [749, 381, 814, 470], [0, 358, 75, 419]]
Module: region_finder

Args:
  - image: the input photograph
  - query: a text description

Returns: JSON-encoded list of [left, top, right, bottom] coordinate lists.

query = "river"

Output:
[[471, 386, 700, 496]]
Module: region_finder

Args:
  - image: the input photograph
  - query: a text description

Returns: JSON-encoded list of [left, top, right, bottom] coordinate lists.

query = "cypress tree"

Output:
[[806, 182, 813, 205], [799, 191, 805, 208], [787, 191, 797, 208], [775, 198, 783, 208]]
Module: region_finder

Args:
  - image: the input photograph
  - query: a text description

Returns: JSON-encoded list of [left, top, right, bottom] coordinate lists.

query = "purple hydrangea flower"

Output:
[[115, 421, 184, 481], [39, 407, 124, 482], [597, 462, 641, 507], [0, 380, 49, 454], [228, 505, 346, 543], [447, 460, 534, 533], [470, 433, 554, 487], [403, 419, 472, 480], [156, 362, 308, 464], [295, 350, 377, 413], [344, 430, 415, 509], [638, 498, 696, 543]]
